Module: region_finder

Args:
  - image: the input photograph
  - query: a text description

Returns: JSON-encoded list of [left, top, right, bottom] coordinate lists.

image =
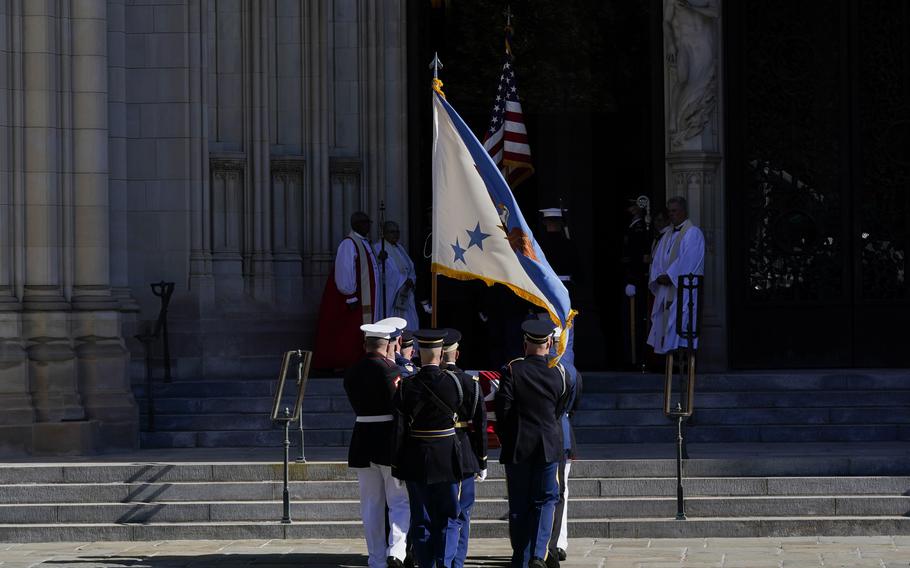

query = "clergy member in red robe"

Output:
[[314, 212, 381, 369]]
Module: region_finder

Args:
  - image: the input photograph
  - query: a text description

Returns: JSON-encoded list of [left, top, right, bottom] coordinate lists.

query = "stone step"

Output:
[[132, 372, 910, 400], [0, 495, 907, 524], [2, 476, 906, 504], [4, 457, 907, 485], [2, 516, 910, 542], [573, 424, 904, 444]]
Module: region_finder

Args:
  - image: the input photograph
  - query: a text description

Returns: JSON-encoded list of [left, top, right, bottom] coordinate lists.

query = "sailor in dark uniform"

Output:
[[548, 336, 583, 563], [378, 317, 417, 378], [344, 323, 410, 568], [537, 208, 578, 370], [441, 328, 488, 568], [495, 320, 570, 568], [391, 329, 469, 568], [621, 198, 653, 369]]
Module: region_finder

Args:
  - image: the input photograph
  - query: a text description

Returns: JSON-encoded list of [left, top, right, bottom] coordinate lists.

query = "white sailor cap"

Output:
[[376, 317, 408, 331], [539, 208, 564, 218], [360, 323, 396, 339], [376, 317, 408, 339]]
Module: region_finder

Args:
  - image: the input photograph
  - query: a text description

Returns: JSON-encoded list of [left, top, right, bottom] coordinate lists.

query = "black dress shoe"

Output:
[[387, 556, 404, 568], [544, 554, 561, 568], [557, 548, 567, 561], [528, 558, 549, 568]]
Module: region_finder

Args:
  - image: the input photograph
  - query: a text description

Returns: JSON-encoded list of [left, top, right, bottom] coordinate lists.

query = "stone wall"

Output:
[[0, 0, 408, 455]]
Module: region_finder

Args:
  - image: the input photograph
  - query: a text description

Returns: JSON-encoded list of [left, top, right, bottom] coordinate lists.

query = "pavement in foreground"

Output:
[[1, 537, 909, 567]]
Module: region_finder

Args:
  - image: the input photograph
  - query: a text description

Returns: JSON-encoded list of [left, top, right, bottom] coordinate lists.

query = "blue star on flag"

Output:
[[465, 222, 491, 251], [451, 238, 467, 264]]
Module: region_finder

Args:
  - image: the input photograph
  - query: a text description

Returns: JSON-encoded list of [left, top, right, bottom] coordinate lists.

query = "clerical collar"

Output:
[[672, 220, 690, 232], [352, 231, 369, 240]]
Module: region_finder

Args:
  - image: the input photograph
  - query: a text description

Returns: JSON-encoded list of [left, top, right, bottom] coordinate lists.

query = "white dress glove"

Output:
[[475, 469, 487, 482], [624, 284, 637, 297]]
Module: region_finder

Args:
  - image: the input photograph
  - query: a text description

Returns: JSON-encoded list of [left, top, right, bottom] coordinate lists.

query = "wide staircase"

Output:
[[2, 370, 908, 542], [1, 450, 909, 542]]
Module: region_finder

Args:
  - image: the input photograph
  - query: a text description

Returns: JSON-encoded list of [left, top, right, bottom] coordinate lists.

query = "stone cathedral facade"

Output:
[[0, 0, 407, 455]]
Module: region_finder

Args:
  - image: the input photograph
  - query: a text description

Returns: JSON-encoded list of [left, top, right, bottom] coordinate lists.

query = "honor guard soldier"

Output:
[[495, 320, 570, 568], [344, 323, 410, 568], [377, 317, 412, 375], [441, 329, 488, 568], [392, 329, 468, 568], [397, 331, 418, 377]]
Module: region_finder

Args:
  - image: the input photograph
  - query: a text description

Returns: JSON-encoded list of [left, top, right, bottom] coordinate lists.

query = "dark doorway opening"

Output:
[[406, 0, 663, 370], [726, 1, 910, 368]]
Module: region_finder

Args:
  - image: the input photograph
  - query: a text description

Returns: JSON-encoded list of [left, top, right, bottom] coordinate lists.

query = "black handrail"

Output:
[[135, 281, 175, 432]]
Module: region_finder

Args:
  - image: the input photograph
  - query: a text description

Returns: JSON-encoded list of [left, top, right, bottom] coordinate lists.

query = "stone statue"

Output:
[[664, 0, 719, 149]]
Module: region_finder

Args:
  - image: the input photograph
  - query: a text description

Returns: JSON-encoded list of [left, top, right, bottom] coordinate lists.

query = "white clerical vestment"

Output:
[[373, 240, 419, 330], [647, 220, 706, 354], [335, 232, 382, 322]]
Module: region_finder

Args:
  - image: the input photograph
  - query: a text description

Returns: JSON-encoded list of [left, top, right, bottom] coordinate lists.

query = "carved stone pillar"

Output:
[[662, 0, 727, 369]]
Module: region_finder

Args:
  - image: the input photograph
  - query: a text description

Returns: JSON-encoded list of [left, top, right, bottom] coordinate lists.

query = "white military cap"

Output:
[[376, 317, 408, 331], [360, 323, 396, 339], [539, 208, 564, 218]]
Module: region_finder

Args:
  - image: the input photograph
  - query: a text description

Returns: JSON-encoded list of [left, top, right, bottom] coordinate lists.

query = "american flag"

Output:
[[482, 28, 534, 189]]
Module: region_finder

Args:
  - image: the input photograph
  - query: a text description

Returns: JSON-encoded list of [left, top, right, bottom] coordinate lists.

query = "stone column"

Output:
[[245, 0, 274, 302], [20, 0, 83, 423], [187, 0, 214, 311], [69, 0, 136, 449], [662, 0, 726, 369], [106, 0, 138, 313], [301, 0, 332, 280], [0, 1, 35, 450]]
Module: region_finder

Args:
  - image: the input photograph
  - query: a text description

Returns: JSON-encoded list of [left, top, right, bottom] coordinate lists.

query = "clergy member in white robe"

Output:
[[373, 221, 419, 330], [647, 197, 705, 354]]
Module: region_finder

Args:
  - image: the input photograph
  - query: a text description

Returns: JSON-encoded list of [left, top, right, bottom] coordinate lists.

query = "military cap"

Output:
[[360, 323, 396, 339], [522, 319, 556, 344], [442, 328, 461, 351], [400, 330, 414, 348], [539, 208, 565, 218], [413, 329, 447, 348]]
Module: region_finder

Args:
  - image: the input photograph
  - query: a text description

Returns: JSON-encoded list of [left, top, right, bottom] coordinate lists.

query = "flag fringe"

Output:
[[431, 262, 577, 367]]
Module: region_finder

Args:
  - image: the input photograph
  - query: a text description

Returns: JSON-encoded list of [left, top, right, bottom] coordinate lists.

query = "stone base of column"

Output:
[[27, 342, 85, 423], [249, 255, 275, 304], [31, 421, 101, 455]]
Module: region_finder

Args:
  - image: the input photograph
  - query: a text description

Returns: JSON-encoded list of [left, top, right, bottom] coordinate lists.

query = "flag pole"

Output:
[[429, 51, 443, 328]]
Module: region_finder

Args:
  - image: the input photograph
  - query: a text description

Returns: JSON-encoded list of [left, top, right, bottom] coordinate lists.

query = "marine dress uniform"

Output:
[[344, 323, 410, 568], [495, 320, 569, 568], [392, 330, 466, 568], [442, 329, 488, 568]]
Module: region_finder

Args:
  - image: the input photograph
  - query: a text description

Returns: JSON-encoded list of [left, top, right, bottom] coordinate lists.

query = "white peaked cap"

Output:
[[539, 208, 565, 218], [376, 316, 408, 331], [360, 323, 396, 339]]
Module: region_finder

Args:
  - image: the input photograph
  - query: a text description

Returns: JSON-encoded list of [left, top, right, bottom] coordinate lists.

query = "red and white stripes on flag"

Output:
[[482, 28, 533, 189]]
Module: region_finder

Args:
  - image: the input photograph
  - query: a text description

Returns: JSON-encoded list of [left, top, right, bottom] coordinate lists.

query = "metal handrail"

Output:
[[135, 281, 175, 432]]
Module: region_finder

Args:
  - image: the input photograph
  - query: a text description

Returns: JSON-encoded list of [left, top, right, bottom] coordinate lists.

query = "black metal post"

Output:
[[675, 407, 686, 520], [141, 336, 155, 432], [150, 281, 175, 383], [296, 415, 306, 463], [282, 407, 292, 524]]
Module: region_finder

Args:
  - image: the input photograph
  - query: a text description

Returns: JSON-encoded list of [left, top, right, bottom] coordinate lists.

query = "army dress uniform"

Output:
[[344, 324, 410, 568], [442, 329, 488, 568], [392, 330, 466, 568], [495, 321, 569, 568]]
